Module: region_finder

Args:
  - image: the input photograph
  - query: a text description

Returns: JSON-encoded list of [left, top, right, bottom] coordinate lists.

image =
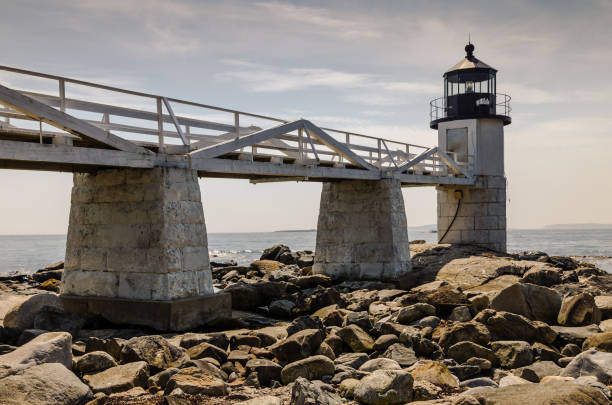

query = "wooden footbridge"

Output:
[[0, 65, 474, 186]]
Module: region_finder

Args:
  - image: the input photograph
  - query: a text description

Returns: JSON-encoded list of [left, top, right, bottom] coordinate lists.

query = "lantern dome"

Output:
[[430, 43, 511, 129]]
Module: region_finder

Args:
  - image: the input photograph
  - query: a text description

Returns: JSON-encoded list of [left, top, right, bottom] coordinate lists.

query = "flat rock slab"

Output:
[[0, 362, 91, 405], [83, 361, 149, 394], [467, 380, 609, 404], [0, 331, 72, 377]]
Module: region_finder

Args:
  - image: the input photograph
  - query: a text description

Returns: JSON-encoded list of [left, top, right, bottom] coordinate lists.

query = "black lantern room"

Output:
[[430, 43, 511, 129]]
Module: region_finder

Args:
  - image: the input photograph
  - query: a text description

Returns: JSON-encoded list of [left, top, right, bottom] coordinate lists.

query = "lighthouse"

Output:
[[431, 43, 511, 252]]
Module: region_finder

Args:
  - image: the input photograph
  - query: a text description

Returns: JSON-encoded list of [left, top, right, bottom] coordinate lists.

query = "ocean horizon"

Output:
[[1, 226, 612, 275]]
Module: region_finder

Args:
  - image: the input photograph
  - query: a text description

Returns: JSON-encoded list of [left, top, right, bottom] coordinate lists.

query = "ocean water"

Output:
[[1, 228, 611, 274]]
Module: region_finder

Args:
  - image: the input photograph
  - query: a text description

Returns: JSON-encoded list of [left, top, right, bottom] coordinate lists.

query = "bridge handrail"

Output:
[[0, 65, 429, 151]]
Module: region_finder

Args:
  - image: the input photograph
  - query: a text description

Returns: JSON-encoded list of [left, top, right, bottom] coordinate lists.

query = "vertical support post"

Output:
[[234, 112, 240, 140], [156, 97, 164, 151], [39, 120, 43, 144], [298, 127, 304, 160], [377, 139, 382, 168], [59, 79, 66, 113]]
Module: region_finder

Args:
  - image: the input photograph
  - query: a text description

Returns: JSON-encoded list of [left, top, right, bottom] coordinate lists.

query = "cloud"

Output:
[[254, 2, 382, 39], [216, 60, 438, 107]]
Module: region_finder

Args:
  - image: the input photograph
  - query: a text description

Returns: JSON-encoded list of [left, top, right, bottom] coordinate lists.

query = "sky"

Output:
[[0, 0, 612, 234]]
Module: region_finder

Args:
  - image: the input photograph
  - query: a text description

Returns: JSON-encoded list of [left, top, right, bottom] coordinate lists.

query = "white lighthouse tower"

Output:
[[430, 43, 511, 252]]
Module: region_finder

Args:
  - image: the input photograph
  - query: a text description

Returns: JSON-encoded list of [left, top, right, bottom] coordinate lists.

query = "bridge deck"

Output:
[[0, 65, 474, 186]]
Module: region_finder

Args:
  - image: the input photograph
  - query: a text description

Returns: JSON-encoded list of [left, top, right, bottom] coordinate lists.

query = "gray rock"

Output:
[[164, 370, 228, 396], [498, 374, 533, 387], [0, 362, 91, 405], [449, 306, 472, 322], [468, 380, 609, 404], [147, 367, 180, 389], [491, 341, 534, 369], [552, 324, 601, 346], [2, 294, 63, 331], [359, 358, 401, 372], [446, 341, 499, 365], [83, 361, 149, 394], [120, 335, 187, 373], [460, 376, 498, 388], [0, 331, 72, 377], [353, 369, 414, 405], [75, 350, 117, 374], [417, 316, 441, 328], [448, 364, 481, 380], [334, 352, 369, 369], [561, 343, 581, 357], [437, 321, 491, 349], [236, 396, 282, 405], [560, 349, 612, 384], [336, 324, 374, 352], [246, 358, 282, 386], [558, 293, 602, 326], [491, 283, 562, 324], [395, 303, 436, 325], [380, 343, 417, 367], [33, 306, 84, 336], [269, 328, 322, 362], [291, 377, 342, 405], [373, 334, 398, 351], [85, 336, 125, 361], [514, 361, 562, 382], [343, 311, 373, 332], [280, 355, 335, 384], [268, 299, 295, 318], [186, 342, 228, 364]]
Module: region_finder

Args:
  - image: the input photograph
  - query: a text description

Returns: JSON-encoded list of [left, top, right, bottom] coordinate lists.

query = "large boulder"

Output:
[[83, 361, 149, 394], [560, 349, 612, 384], [558, 293, 602, 326], [437, 321, 490, 349], [33, 306, 84, 336], [85, 336, 125, 361], [475, 310, 556, 344], [552, 325, 601, 346], [120, 335, 187, 373], [0, 362, 91, 405], [0, 331, 71, 377], [336, 324, 375, 352], [334, 352, 369, 369], [583, 332, 612, 352], [269, 328, 322, 362], [2, 294, 63, 330], [490, 341, 534, 369], [467, 380, 609, 404], [353, 369, 414, 405], [280, 355, 335, 384], [260, 244, 291, 261], [435, 257, 527, 290], [490, 283, 561, 324], [359, 358, 402, 372], [446, 341, 499, 365], [291, 377, 342, 405]]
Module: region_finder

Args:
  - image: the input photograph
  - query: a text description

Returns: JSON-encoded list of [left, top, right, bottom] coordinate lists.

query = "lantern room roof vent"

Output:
[[445, 43, 496, 75]]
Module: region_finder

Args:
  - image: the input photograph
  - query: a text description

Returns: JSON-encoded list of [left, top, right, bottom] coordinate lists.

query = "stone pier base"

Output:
[[437, 175, 506, 252], [60, 167, 231, 330], [313, 179, 411, 281]]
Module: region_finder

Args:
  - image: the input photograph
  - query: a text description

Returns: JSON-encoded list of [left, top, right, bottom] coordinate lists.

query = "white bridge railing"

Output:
[[0, 65, 471, 178]]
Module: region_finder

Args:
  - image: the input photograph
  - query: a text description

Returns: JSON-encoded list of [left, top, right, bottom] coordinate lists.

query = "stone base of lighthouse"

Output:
[[313, 179, 412, 281], [60, 167, 230, 331], [437, 175, 506, 252]]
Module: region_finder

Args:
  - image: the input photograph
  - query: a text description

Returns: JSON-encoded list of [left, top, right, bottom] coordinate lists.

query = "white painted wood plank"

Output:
[[0, 85, 150, 154], [394, 147, 438, 173], [189, 120, 305, 159]]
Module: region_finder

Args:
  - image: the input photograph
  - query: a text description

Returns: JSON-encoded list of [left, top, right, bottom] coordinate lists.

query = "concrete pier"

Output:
[[60, 167, 230, 330], [313, 179, 412, 281]]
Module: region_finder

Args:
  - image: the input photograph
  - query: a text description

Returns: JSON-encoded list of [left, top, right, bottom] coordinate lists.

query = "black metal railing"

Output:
[[430, 93, 511, 123]]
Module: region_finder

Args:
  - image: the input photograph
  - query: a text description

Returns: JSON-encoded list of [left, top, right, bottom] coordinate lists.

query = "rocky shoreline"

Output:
[[1, 243, 611, 404]]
